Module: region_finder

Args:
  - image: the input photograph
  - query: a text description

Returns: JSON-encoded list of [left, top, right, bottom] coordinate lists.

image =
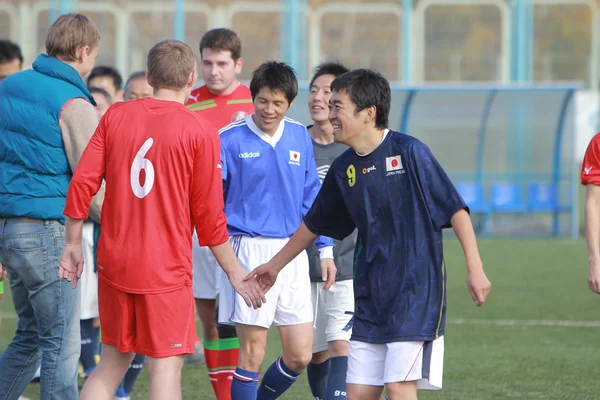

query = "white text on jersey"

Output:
[[363, 165, 376, 174], [239, 152, 260, 159]]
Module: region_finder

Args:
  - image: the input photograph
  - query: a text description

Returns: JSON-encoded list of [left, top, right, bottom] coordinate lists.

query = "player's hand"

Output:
[[59, 243, 84, 289], [466, 267, 491, 306], [588, 257, 600, 294], [0, 261, 7, 281], [320, 258, 337, 290], [229, 266, 267, 309], [245, 263, 279, 294]]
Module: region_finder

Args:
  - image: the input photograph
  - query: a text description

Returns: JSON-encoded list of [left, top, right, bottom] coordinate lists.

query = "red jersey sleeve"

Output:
[[192, 125, 229, 246], [582, 133, 600, 185], [63, 115, 107, 219]]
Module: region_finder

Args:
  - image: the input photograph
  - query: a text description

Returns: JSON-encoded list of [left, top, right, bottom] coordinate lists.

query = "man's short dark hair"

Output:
[[87, 66, 123, 91], [200, 28, 242, 60], [89, 86, 112, 105], [125, 70, 147, 91], [250, 61, 297, 104], [331, 69, 390, 129], [309, 62, 349, 89], [0, 40, 23, 66]]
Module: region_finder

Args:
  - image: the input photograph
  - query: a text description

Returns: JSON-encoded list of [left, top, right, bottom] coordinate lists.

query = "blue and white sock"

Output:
[[122, 354, 145, 394], [231, 367, 259, 400], [307, 359, 330, 399], [79, 318, 98, 375], [257, 356, 301, 399]]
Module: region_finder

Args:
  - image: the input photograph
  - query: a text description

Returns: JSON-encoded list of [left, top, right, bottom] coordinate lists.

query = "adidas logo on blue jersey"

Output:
[[239, 151, 260, 159]]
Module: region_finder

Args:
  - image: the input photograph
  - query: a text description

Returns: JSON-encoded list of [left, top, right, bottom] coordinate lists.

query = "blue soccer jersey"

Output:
[[304, 130, 468, 343], [220, 115, 333, 249]]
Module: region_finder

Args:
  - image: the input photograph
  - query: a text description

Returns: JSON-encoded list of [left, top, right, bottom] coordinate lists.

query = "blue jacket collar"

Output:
[[32, 54, 96, 106]]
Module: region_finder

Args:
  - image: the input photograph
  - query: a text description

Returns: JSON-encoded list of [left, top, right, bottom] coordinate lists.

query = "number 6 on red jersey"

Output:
[[130, 138, 155, 199]]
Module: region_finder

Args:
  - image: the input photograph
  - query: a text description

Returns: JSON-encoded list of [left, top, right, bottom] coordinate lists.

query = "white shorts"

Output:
[[218, 236, 313, 329], [311, 280, 354, 353], [80, 222, 99, 320], [347, 337, 444, 389], [192, 231, 221, 300]]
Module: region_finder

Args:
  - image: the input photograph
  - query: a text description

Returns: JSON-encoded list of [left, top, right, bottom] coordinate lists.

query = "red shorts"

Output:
[[98, 278, 197, 358]]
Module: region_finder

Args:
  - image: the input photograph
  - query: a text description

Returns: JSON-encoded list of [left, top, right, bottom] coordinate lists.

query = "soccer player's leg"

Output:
[[81, 344, 135, 400], [216, 316, 239, 400], [381, 337, 444, 400], [346, 341, 386, 400], [195, 296, 217, 359], [214, 263, 240, 400], [230, 324, 267, 400], [146, 355, 185, 400], [79, 319, 99, 377], [80, 279, 136, 400], [195, 298, 218, 391], [383, 382, 418, 400], [134, 284, 198, 399], [307, 281, 330, 400], [79, 221, 100, 378], [258, 322, 312, 399], [115, 353, 146, 399], [192, 240, 221, 395], [217, 236, 281, 400], [324, 279, 355, 400], [257, 249, 314, 399]]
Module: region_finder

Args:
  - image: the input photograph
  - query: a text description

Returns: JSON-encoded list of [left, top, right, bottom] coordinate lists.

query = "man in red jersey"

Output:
[[186, 28, 254, 399], [187, 28, 253, 126], [59, 39, 266, 400], [582, 132, 600, 294]]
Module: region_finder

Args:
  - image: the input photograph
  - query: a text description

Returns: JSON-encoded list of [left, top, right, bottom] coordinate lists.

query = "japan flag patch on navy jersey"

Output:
[[385, 155, 405, 176]]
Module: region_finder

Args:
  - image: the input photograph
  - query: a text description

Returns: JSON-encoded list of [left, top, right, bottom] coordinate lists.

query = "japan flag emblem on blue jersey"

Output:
[[289, 150, 301, 166]]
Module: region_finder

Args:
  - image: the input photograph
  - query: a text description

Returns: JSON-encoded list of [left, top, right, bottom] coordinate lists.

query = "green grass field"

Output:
[[2, 236, 600, 399]]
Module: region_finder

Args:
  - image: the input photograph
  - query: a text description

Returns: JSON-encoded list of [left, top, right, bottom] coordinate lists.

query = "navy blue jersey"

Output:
[[304, 130, 467, 343]]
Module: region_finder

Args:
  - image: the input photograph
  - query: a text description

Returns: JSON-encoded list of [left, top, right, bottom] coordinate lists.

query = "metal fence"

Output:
[[0, 0, 588, 237], [286, 84, 581, 238], [1, 0, 598, 87]]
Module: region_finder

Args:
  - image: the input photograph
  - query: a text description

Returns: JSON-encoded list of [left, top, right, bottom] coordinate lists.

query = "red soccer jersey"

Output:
[[63, 98, 229, 294], [186, 84, 254, 129], [582, 132, 600, 185]]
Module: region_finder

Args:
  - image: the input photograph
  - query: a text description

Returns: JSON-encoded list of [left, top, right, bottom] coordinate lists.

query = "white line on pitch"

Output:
[[448, 319, 600, 328], [2, 312, 600, 328]]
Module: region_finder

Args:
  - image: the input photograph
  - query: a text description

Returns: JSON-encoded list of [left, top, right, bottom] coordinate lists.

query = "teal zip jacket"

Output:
[[0, 54, 96, 223]]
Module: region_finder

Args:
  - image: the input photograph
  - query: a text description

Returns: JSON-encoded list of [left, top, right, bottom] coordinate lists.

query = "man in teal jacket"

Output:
[[0, 13, 104, 400]]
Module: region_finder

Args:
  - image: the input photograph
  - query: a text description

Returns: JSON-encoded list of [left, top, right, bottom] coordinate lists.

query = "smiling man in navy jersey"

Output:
[[249, 68, 492, 400]]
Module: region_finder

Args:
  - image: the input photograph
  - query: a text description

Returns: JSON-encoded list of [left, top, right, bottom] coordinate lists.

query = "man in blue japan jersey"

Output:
[[217, 61, 336, 400], [249, 69, 492, 400]]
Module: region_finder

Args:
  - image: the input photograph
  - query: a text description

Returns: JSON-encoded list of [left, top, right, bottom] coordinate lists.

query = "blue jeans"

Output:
[[0, 218, 80, 400]]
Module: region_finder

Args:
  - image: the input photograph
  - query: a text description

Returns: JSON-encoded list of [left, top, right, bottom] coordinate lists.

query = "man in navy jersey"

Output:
[[249, 69, 492, 400]]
